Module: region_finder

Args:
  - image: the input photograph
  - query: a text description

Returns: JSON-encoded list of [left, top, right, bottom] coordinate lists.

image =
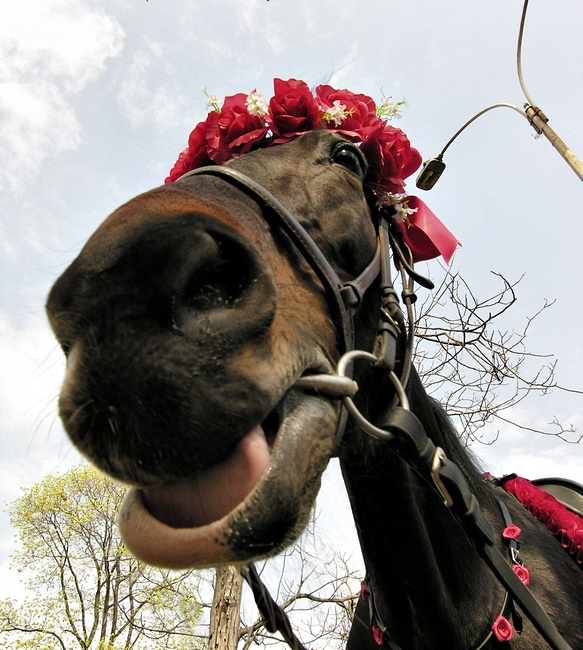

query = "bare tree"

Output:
[[238, 539, 359, 650], [413, 268, 582, 445], [209, 267, 583, 650]]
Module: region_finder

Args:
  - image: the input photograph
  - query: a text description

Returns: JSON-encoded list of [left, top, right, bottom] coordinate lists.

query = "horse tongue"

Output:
[[141, 426, 270, 528]]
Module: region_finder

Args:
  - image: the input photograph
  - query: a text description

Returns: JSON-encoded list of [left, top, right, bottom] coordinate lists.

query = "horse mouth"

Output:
[[140, 417, 278, 529], [117, 380, 340, 569]]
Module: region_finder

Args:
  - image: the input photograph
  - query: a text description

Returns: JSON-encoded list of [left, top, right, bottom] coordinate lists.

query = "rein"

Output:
[[179, 166, 572, 650]]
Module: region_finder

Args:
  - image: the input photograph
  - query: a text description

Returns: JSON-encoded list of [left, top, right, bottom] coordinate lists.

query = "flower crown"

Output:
[[166, 78, 459, 264]]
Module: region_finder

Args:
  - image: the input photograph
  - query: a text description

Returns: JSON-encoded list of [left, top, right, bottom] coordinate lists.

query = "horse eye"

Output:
[[332, 145, 366, 180]]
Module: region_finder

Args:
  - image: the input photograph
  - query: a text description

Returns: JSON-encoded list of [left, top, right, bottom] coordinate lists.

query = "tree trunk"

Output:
[[208, 566, 243, 650]]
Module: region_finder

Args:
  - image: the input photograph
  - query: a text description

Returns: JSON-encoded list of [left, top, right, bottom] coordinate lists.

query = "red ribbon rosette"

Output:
[[392, 196, 459, 264], [492, 615, 513, 642]]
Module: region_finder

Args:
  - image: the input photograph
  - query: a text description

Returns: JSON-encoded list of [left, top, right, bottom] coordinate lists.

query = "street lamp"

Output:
[[416, 0, 583, 190]]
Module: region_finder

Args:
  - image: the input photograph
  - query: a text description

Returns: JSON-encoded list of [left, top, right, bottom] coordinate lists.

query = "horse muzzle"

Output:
[[47, 183, 343, 567]]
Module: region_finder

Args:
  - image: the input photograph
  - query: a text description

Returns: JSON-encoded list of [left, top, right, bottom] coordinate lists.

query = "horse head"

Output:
[[47, 128, 381, 568]]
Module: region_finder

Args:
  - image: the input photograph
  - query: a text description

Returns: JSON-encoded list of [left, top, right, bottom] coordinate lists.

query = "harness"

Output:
[[179, 166, 573, 650]]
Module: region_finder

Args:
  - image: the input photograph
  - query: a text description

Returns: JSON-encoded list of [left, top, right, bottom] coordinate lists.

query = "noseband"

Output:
[[177, 166, 572, 650]]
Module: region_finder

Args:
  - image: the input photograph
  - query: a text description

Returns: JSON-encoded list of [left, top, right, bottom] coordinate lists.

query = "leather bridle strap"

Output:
[[240, 564, 308, 650], [178, 165, 382, 354], [375, 406, 573, 650]]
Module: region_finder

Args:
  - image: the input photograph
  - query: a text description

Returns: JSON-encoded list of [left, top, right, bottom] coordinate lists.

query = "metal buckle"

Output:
[[431, 447, 455, 507]]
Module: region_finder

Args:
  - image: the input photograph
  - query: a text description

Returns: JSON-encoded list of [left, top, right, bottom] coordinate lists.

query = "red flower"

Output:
[[492, 615, 513, 642], [165, 147, 192, 184], [163, 79, 458, 263], [512, 564, 530, 586], [205, 93, 269, 164], [361, 126, 422, 194], [316, 84, 384, 141], [268, 78, 320, 143], [310, 89, 425, 193], [372, 625, 384, 645], [165, 120, 213, 183], [502, 524, 522, 540], [187, 120, 213, 166]]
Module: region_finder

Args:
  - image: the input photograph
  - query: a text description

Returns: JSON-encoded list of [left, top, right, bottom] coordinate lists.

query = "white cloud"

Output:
[[0, 80, 81, 189], [470, 406, 583, 482], [117, 40, 187, 131], [0, 0, 125, 191], [0, 309, 83, 594], [0, 311, 64, 448]]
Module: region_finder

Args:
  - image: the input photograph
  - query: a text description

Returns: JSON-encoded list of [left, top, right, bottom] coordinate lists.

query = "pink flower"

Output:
[[268, 78, 320, 142], [512, 564, 530, 586], [360, 581, 370, 600], [502, 524, 522, 540], [503, 476, 583, 562], [505, 477, 537, 505], [547, 509, 577, 536], [205, 93, 269, 164], [492, 615, 513, 642], [570, 528, 583, 558]]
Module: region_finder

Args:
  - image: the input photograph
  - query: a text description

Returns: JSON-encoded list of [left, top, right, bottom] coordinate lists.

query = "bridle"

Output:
[[178, 166, 572, 650], [179, 165, 386, 355]]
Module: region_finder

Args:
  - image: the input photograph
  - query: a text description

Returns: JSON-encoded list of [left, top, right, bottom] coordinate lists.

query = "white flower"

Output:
[[203, 88, 222, 112], [377, 94, 407, 120], [246, 92, 269, 117], [376, 193, 417, 224], [205, 94, 221, 108], [394, 201, 418, 224], [389, 102, 403, 119], [324, 100, 348, 126]]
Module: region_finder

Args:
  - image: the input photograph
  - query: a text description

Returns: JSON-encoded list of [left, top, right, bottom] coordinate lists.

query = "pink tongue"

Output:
[[141, 426, 270, 528]]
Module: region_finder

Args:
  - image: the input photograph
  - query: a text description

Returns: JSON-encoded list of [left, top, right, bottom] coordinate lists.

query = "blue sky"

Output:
[[1, 0, 582, 601]]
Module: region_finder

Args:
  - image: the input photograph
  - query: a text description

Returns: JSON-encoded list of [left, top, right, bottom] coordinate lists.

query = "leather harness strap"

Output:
[[374, 405, 572, 650]]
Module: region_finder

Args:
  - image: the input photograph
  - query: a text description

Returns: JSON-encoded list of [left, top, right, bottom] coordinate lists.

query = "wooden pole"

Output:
[[208, 566, 243, 650], [525, 105, 583, 182]]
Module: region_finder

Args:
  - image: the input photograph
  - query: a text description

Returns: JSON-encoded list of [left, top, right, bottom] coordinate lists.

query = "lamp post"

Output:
[[416, 0, 583, 190]]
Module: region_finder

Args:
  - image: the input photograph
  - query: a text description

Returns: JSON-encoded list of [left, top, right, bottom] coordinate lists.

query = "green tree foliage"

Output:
[[0, 465, 206, 649]]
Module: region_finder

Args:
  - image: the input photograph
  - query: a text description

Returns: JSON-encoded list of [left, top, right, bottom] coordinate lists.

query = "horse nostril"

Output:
[[179, 238, 250, 313], [168, 227, 276, 339]]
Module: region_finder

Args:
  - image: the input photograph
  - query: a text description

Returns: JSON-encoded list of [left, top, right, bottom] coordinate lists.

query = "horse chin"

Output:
[[117, 390, 340, 569]]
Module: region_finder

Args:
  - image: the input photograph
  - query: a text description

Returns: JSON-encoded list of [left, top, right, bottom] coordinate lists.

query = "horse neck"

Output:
[[338, 370, 506, 649]]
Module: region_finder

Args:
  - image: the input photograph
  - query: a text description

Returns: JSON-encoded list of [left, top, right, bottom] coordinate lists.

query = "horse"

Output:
[[47, 109, 583, 647]]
